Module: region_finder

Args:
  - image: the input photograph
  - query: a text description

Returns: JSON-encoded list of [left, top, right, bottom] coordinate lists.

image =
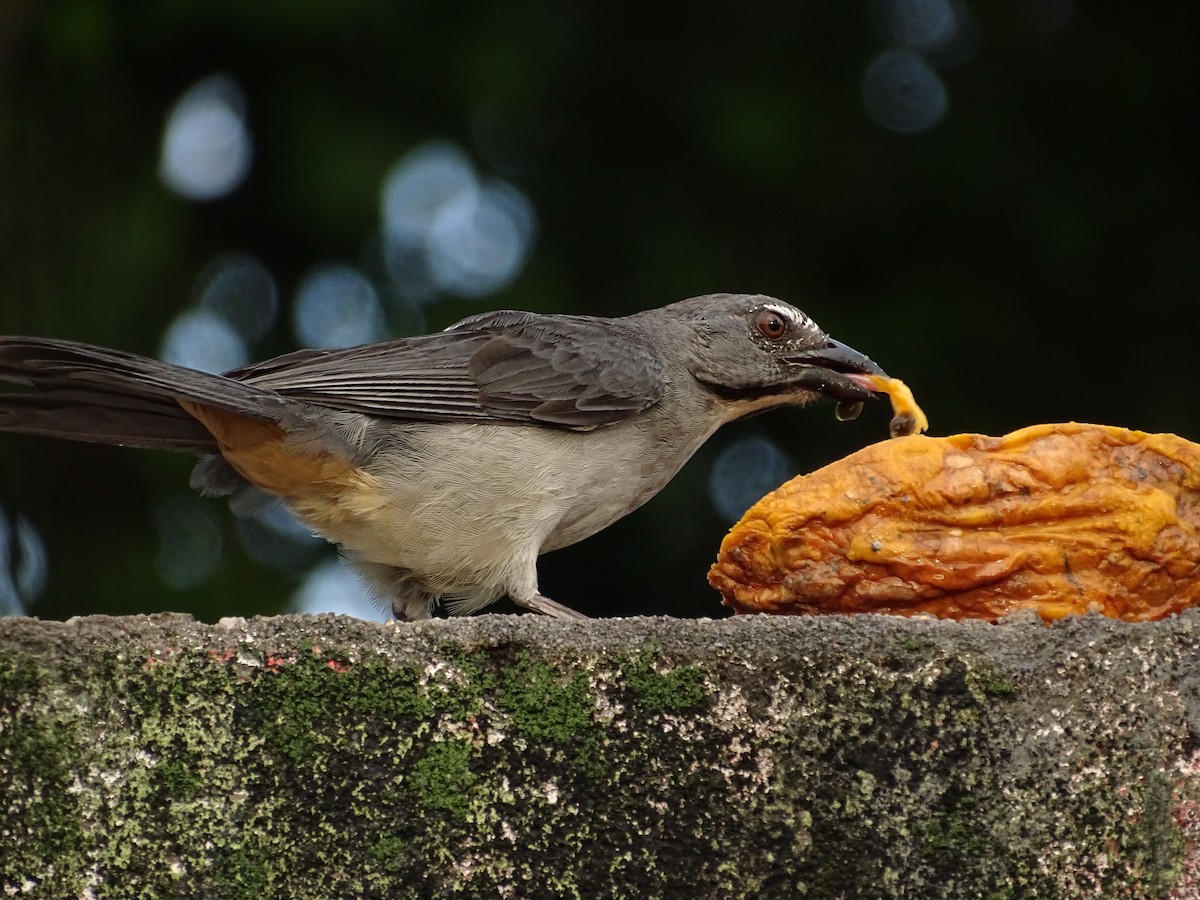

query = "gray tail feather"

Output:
[[0, 336, 288, 452]]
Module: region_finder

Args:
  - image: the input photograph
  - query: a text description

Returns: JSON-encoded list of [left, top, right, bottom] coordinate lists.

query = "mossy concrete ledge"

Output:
[[3, 613, 1200, 898]]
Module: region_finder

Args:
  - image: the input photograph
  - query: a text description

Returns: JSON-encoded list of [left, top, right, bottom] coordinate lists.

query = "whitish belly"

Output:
[[288, 421, 701, 591]]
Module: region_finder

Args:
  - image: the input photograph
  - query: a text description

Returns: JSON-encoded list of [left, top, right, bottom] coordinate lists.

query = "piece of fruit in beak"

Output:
[[848, 373, 929, 437]]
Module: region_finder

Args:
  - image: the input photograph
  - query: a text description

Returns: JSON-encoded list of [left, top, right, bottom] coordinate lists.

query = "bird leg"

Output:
[[510, 592, 589, 619]]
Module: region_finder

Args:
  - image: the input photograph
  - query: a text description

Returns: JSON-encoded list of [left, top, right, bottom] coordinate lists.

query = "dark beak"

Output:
[[785, 338, 888, 402]]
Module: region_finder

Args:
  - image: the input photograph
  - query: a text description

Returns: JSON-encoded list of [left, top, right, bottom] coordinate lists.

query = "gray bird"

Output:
[[0, 293, 890, 620]]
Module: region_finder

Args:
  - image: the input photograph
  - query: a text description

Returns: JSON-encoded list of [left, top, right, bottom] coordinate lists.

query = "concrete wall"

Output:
[[3, 612, 1199, 898]]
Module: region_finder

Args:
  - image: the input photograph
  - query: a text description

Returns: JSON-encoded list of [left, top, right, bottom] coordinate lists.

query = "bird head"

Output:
[[649, 293, 888, 420]]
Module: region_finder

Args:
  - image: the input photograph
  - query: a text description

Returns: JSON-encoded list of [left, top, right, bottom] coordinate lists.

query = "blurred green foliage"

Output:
[[2, 2, 1199, 620]]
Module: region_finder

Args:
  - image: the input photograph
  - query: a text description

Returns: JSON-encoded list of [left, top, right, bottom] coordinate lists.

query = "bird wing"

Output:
[[231, 310, 666, 430]]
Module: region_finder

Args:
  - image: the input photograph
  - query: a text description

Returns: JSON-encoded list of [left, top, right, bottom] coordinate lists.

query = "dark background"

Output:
[[2, 2, 1198, 621]]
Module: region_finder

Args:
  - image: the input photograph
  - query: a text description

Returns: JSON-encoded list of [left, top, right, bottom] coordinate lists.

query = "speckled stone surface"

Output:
[[3, 611, 1200, 898]]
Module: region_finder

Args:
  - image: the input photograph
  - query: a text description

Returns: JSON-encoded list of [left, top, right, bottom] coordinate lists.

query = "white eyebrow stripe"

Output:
[[763, 303, 815, 331], [763, 303, 799, 323]]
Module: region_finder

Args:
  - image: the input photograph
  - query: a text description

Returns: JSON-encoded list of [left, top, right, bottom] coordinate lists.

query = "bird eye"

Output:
[[754, 309, 788, 340]]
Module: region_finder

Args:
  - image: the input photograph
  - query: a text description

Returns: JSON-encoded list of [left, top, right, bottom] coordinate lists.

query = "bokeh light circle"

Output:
[[159, 308, 249, 373], [159, 75, 253, 201], [293, 264, 387, 349], [862, 49, 949, 134], [708, 435, 795, 524]]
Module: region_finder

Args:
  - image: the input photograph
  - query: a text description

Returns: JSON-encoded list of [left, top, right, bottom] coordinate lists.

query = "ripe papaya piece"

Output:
[[709, 423, 1200, 622]]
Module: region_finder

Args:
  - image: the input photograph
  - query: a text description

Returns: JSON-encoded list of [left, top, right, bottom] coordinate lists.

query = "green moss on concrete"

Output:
[[920, 794, 989, 857], [620, 643, 708, 713], [213, 840, 276, 900], [497, 652, 596, 743], [434, 641, 499, 710], [0, 650, 87, 887], [367, 834, 408, 871], [981, 675, 1017, 697], [408, 739, 479, 817]]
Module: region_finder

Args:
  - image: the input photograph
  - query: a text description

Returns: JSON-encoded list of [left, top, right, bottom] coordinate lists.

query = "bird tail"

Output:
[[0, 337, 289, 452]]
